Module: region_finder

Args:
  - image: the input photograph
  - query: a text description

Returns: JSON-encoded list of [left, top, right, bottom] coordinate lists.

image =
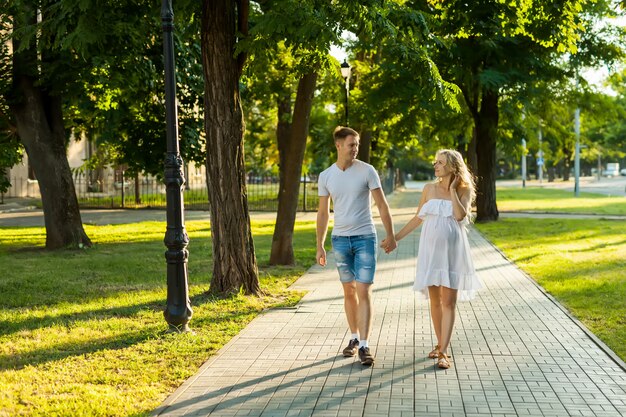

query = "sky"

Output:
[[329, 44, 346, 62]]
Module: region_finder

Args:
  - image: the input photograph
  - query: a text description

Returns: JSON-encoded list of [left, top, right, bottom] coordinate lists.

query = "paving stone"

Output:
[[152, 188, 626, 417]]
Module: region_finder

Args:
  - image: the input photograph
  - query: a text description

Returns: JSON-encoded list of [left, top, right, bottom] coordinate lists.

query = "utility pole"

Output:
[[537, 120, 544, 184], [574, 108, 580, 197], [521, 138, 527, 188], [521, 111, 526, 188]]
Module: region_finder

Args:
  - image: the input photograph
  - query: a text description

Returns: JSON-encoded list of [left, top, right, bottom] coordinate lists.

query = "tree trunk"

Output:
[[10, 21, 91, 250], [474, 89, 499, 222], [270, 72, 317, 265], [201, 0, 260, 295], [563, 149, 572, 181], [467, 127, 478, 178], [134, 171, 141, 204], [455, 133, 467, 160], [460, 84, 478, 178], [357, 128, 372, 163], [276, 94, 291, 157]]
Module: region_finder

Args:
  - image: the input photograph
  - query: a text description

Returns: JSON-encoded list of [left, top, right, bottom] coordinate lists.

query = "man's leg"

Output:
[[333, 235, 360, 356], [353, 234, 377, 366], [356, 282, 373, 341], [341, 281, 360, 356], [356, 282, 375, 365], [342, 281, 359, 335]]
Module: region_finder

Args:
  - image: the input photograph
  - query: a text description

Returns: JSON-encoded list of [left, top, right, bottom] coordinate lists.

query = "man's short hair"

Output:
[[333, 126, 359, 142]]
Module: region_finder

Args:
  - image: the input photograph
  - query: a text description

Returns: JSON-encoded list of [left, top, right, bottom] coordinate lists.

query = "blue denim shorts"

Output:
[[331, 233, 377, 284]]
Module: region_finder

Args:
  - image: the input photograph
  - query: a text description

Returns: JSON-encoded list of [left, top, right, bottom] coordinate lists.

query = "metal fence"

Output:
[[2, 168, 402, 212]]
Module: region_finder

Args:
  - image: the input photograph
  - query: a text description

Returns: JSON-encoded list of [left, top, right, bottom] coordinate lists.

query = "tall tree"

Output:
[[269, 71, 317, 265], [240, 42, 322, 266], [431, 0, 624, 220], [68, 6, 205, 180], [201, 0, 260, 295], [3, 0, 199, 248], [342, 4, 461, 170], [580, 72, 626, 161], [243, 1, 342, 266], [0, 27, 22, 197], [7, 2, 92, 249], [252, 0, 457, 264]]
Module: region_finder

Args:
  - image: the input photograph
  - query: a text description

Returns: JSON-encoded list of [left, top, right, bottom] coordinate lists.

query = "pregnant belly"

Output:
[[425, 219, 461, 245]]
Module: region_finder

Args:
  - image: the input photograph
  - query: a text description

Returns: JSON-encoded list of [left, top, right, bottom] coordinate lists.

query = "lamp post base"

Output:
[[165, 323, 195, 334]]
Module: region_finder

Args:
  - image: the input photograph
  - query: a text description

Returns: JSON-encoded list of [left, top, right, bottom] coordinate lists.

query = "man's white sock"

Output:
[[351, 333, 359, 341], [359, 340, 368, 349]]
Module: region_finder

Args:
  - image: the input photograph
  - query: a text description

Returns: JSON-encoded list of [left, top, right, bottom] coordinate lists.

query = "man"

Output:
[[316, 126, 397, 366]]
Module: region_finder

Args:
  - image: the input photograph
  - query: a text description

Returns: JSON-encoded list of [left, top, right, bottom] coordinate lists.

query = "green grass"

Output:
[[496, 187, 626, 215], [0, 220, 326, 417], [476, 218, 626, 361]]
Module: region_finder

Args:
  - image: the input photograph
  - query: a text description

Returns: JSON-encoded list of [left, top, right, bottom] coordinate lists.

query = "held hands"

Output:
[[380, 236, 397, 254], [316, 247, 327, 267]]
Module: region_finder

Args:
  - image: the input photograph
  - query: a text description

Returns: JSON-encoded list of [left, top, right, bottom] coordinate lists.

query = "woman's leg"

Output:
[[428, 286, 443, 348], [439, 287, 458, 354]]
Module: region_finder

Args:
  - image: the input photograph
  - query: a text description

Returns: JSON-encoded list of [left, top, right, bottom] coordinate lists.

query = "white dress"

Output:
[[413, 199, 482, 301]]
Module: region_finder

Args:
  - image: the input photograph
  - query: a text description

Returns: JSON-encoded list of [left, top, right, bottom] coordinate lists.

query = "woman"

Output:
[[387, 149, 481, 369]]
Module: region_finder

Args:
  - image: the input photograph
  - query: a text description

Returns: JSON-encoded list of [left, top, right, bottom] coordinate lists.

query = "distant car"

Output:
[[603, 163, 620, 177], [113, 181, 131, 190], [621, 168, 626, 176]]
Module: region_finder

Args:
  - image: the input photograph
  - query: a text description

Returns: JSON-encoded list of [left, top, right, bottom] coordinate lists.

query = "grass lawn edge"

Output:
[[476, 228, 626, 372]]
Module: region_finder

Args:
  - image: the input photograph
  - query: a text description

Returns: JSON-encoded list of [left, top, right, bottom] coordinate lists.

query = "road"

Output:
[[497, 175, 626, 197], [406, 175, 626, 197]]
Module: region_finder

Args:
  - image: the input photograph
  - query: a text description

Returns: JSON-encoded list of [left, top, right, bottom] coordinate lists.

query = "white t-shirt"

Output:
[[318, 160, 382, 236]]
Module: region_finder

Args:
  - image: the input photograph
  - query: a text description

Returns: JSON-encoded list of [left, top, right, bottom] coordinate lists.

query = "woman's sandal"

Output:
[[437, 352, 451, 369], [428, 345, 440, 359]]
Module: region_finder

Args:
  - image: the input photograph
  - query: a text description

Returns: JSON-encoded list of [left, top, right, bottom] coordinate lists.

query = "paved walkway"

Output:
[[152, 188, 626, 417]]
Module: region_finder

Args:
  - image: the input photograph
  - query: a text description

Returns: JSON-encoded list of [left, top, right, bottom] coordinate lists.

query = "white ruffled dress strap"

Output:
[[418, 199, 453, 219]]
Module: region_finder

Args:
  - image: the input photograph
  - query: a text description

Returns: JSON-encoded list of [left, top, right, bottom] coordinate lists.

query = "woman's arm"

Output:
[[395, 184, 429, 241], [395, 215, 423, 242]]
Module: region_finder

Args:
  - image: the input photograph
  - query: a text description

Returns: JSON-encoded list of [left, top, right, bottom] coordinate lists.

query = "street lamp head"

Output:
[[340, 60, 351, 80]]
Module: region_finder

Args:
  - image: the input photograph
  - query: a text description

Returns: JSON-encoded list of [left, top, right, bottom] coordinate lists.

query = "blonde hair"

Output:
[[436, 149, 476, 205]]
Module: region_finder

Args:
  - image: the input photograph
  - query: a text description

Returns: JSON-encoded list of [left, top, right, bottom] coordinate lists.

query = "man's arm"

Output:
[[371, 188, 397, 253], [316, 196, 330, 266]]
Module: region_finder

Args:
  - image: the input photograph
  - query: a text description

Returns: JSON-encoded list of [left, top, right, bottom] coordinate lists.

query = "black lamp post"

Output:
[[161, 0, 192, 333], [340, 59, 351, 126]]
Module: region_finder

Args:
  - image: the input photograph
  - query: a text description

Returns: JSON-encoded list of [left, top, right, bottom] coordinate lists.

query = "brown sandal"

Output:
[[428, 345, 440, 359], [437, 352, 451, 369]]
